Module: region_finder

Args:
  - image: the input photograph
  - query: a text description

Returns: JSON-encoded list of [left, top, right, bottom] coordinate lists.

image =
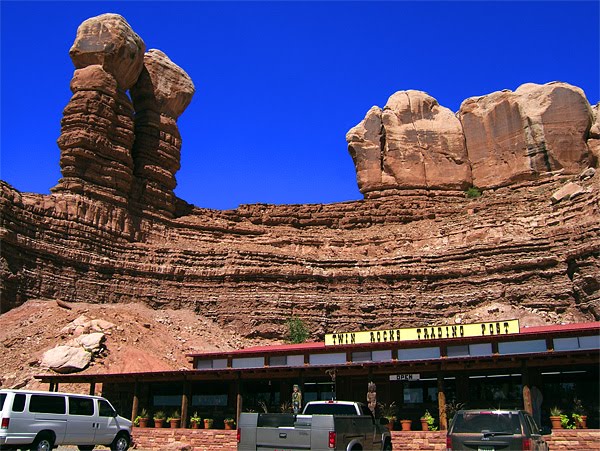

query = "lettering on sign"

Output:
[[324, 319, 519, 346], [390, 374, 420, 381]]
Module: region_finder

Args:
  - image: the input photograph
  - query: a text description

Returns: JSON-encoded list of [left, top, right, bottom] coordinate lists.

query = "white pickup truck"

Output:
[[237, 400, 393, 451]]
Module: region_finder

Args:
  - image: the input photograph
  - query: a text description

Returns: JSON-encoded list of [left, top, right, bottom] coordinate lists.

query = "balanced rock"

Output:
[[459, 82, 593, 188], [53, 14, 145, 205], [41, 345, 92, 374], [130, 49, 195, 217], [347, 91, 470, 195]]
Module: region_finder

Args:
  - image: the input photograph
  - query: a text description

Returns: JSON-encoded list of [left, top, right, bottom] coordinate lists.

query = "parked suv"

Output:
[[0, 389, 132, 451], [446, 409, 550, 451]]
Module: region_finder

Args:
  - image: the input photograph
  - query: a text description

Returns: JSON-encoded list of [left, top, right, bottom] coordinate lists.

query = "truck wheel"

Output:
[[110, 432, 130, 451], [30, 433, 54, 451]]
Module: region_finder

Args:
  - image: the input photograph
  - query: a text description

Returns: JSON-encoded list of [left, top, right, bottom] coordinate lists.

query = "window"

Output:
[[372, 350, 393, 362], [98, 400, 114, 417], [30, 395, 66, 414], [69, 397, 94, 416], [352, 351, 372, 362], [555, 335, 600, 351], [12, 394, 26, 412], [309, 352, 346, 365], [397, 347, 440, 361], [232, 357, 264, 369], [196, 358, 228, 369], [0, 394, 5, 410], [447, 343, 492, 358], [269, 355, 287, 366], [498, 339, 546, 355], [403, 387, 423, 404]]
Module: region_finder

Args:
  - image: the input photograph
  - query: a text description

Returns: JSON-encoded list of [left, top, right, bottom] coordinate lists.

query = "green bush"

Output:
[[287, 316, 309, 343], [465, 186, 482, 198]]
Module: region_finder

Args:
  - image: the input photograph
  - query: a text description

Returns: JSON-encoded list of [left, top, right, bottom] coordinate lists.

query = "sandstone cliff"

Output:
[[1, 14, 598, 341]]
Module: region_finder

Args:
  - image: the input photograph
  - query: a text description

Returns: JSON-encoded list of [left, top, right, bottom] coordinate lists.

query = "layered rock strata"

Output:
[[52, 14, 194, 217], [130, 50, 195, 217], [348, 82, 594, 197]]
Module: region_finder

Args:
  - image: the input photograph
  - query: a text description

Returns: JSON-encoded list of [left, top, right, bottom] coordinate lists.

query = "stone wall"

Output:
[[130, 428, 600, 450]]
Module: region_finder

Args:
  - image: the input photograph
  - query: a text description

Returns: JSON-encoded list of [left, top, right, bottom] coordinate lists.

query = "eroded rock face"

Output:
[[348, 82, 595, 195], [53, 14, 145, 205], [348, 91, 471, 195], [130, 50, 195, 217], [460, 82, 593, 188]]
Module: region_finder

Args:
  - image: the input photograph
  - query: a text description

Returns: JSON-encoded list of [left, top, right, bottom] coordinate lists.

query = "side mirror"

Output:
[[379, 417, 389, 425]]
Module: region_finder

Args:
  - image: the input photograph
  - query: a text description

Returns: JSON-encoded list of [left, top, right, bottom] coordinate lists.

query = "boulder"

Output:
[[551, 182, 584, 204], [459, 82, 593, 188], [41, 345, 92, 373], [76, 332, 105, 353], [347, 91, 470, 195]]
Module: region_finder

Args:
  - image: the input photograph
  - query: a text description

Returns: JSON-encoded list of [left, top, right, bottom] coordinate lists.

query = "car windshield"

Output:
[[452, 411, 521, 435], [303, 404, 357, 415], [0, 394, 5, 411]]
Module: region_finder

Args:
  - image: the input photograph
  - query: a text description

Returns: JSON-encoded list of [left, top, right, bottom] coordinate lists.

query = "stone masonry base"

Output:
[[132, 427, 600, 450]]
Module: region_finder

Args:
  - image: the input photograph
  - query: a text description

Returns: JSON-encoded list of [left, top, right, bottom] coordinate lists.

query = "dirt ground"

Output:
[[0, 298, 281, 393]]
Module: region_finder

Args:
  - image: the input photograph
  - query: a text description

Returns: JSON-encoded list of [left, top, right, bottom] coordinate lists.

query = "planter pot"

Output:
[[224, 422, 235, 430], [169, 419, 181, 428], [190, 421, 200, 429], [386, 419, 395, 431], [575, 416, 587, 429], [400, 419, 412, 431], [420, 419, 429, 431], [550, 416, 562, 429], [204, 419, 214, 429], [138, 418, 149, 428], [154, 419, 165, 428]]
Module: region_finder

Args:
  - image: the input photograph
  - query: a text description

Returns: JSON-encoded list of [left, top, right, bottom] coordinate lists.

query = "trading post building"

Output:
[[36, 320, 600, 431]]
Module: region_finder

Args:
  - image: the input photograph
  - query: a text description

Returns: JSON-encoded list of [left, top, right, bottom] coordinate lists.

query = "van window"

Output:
[[12, 394, 26, 412], [98, 400, 114, 417], [30, 395, 66, 414], [0, 394, 5, 410], [69, 397, 94, 416]]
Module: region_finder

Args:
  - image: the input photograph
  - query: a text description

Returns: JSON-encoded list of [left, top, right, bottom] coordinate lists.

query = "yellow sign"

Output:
[[325, 319, 520, 346]]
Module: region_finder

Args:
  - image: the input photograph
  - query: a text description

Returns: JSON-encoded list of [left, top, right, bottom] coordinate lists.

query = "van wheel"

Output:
[[110, 433, 130, 451], [30, 434, 54, 451]]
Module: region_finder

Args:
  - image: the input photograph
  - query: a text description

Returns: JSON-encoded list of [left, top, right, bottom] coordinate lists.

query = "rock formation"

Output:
[[0, 14, 598, 341], [53, 14, 194, 217], [130, 50, 195, 217], [348, 82, 594, 196]]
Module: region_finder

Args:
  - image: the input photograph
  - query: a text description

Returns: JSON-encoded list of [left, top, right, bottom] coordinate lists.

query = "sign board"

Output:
[[325, 319, 520, 346], [389, 374, 420, 381]]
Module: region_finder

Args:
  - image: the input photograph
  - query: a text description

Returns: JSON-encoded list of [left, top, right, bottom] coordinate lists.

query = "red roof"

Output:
[[187, 321, 600, 359]]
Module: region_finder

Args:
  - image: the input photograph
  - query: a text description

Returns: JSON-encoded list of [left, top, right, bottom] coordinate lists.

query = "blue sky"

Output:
[[1, 1, 598, 210]]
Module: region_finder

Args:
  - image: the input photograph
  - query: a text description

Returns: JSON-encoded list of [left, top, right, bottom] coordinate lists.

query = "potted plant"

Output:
[[204, 418, 214, 429], [168, 410, 181, 428], [379, 402, 397, 431], [224, 418, 236, 430], [560, 413, 573, 429], [400, 419, 412, 431], [572, 398, 587, 428], [153, 410, 166, 428], [420, 410, 437, 431], [190, 411, 201, 429], [134, 408, 150, 428], [549, 406, 562, 429]]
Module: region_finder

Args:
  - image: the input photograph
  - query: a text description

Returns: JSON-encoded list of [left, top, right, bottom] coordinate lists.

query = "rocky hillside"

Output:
[[1, 13, 599, 354]]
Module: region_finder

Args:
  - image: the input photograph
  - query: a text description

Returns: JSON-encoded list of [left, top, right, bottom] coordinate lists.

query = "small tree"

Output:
[[465, 186, 482, 198], [287, 316, 309, 343]]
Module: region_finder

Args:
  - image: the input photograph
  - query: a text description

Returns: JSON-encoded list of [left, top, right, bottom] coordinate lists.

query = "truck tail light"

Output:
[[328, 431, 336, 448], [445, 435, 452, 450], [522, 437, 532, 450], [1, 418, 9, 429], [236, 428, 241, 443]]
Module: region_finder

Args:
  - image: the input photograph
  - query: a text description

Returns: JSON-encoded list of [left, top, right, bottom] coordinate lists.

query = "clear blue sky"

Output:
[[1, 1, 598, 210]]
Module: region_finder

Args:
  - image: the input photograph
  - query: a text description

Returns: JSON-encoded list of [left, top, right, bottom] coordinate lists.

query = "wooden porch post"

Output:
[[236, 377, 243, 424], [89, 382, 96, 396], [437, 374, 448, 431], [48, 382, 54, 392], [181, 380, 190, 429], [54, 383, 59, 392], [522, 367, 533, 415], [131, 381, 139, 423]]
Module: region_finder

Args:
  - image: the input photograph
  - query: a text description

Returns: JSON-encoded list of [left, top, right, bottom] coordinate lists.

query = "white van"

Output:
[[0, 389, 132, 451]]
